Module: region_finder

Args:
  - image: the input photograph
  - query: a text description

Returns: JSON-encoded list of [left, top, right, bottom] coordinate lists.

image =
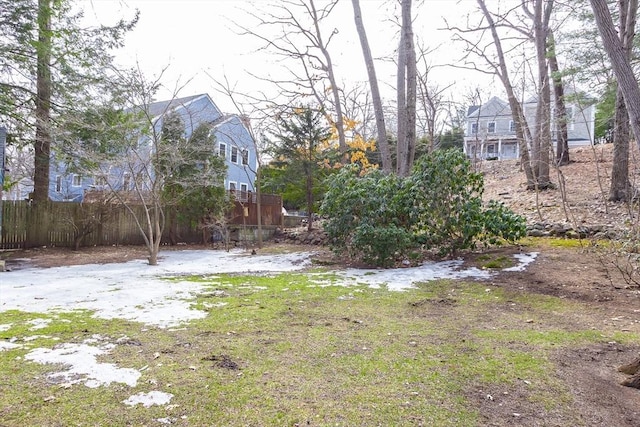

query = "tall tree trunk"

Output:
[[351, 0, 391, 172], [610, 86, 631, 200], [396, 23, 407, 176], [404, 0, 417, 173], [532, 0, 553, 189], [609, 0, 637, 201], [591, 0, 640, 155], [548, 30, 569, 166], [27, 0, 53, 248], [397, 0, 415, 177], [34, 0, 52, 202], [477, 0, 535, 188]]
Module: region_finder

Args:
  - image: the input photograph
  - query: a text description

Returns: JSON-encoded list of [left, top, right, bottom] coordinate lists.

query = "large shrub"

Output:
[[402, 149, 526, 255], [320, 150, 526, 266], [320, 166, 411, 267]]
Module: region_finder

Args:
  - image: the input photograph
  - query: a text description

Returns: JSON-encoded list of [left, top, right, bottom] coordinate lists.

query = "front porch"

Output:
[[463, 137, 519, 160]]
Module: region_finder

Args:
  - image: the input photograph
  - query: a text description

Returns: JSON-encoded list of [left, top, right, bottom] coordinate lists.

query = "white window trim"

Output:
[[470, 123, 478, 135], [72, 174, 82, 187], [509, 120, 516, 132], [487, 121, 496, 133], [241, 148, 249, 166], [55, 175, 62, 192], [123, 172, 131, 190], [219, 142, 227, 159], [228, 181, 237, 191], [231, 146, 239, 164]]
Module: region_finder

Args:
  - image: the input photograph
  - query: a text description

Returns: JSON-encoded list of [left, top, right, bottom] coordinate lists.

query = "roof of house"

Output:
[[147, 93, 209, 118], [466, 96, 510, 119]]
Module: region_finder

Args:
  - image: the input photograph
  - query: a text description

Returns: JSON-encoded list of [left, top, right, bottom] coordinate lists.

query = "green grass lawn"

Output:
[[1, 269, 636, 426]]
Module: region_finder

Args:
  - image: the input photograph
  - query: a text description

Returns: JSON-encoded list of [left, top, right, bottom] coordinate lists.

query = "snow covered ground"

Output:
[[1, 248, 536, 327], [0, 248, 536, 408]]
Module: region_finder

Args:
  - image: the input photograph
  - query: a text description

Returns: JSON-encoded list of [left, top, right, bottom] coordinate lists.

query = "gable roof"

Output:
[[466, 96, 511, 119], [147, 93, 209, 118]]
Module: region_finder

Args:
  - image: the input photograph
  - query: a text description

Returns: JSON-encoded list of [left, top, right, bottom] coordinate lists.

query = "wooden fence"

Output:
[[0, 192, 282, 250]]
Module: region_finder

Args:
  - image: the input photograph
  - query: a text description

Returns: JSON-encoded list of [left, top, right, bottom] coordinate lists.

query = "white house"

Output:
[[464, 95, 596, 160]]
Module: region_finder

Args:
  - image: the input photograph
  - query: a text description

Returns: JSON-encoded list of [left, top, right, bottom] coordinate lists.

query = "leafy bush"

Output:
[[320, 166, 408, 264], [320, 150, 527, 266]]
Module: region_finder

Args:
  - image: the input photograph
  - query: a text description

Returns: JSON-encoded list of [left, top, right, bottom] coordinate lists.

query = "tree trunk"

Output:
[[477, 0, 535, 187], [548, 30, 569, 166], [397, 0, 415, 177], [306, 171, 314, 232], [256, 170, 263, 249], [351, 0, 391, 172], [33, 0, 52, 203], [396, 21, 407, 176], [404, 0, 417, 174], [591, 0, 640, 155], [608, 0, 637, 201], [610, 86, 631, 200], [532, 0, 553, 189]]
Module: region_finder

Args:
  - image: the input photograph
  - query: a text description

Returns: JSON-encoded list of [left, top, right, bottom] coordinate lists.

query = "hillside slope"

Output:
[[481, 143, 640, 234]]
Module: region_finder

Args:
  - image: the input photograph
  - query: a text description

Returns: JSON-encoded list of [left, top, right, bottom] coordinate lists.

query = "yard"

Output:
[[1, 241, 639, 426]]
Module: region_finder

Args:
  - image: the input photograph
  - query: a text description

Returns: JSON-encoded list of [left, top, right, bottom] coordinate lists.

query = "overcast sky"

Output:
[[82, 0, 494, 112]]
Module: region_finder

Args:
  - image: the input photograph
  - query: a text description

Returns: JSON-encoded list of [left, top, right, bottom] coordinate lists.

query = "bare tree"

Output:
[[237, 0, 347, 154], [416, 45, 453, 153], [524, 0, 554, 189], [449, 0, 536, 187], [351, 0, 392, 171], [59, 68, 226, 265]]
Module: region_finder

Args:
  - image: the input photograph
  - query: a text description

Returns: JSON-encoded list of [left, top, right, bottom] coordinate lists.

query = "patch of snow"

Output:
[[24, 339, 141, 388], [503, 252, 539, 272], [23, 334, 54, 342], [0, 341, 22, 351], [2, 249, 313, 328], [336, 259, 494, 291], [334, 253, 538, 291], [123, 391, 174, 408], [28, 318, 52, 330], [0, 324, 12, 332]]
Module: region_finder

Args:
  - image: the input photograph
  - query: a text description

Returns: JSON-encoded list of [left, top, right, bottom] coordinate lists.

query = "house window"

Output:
[[94, 175, 107, 187], [509, 120, 516, 132], [487, 122, 496, 133], [241, 148, 249, 166], [123, 173, 131, 190], [470, 123, 478, 135], [56, 175, 62, 192], [231, 147, 239, 164], [218, 142, 227, 159], [239, 183, 249, 201], [487, 144, 496, 154], [229, 181, 236, 191], [566, 106, 575, 130], [72, 174, 82, 187]]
